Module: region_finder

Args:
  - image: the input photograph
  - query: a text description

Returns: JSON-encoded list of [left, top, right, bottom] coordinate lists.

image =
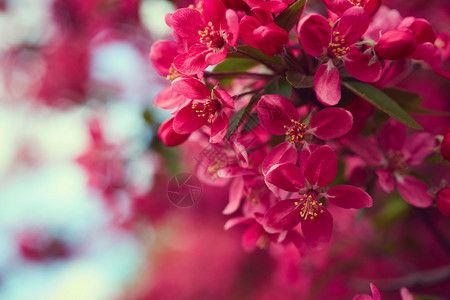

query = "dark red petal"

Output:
[[344, 48, 382, 82], [253, 23, 289, 57], [297, 14, 331, 57], [262, 142, 297, 175], [309, 108, 353, 140], [304, 145, 337, 188], [375, 30, 418, 60], [396, 175, 433, 208], [257, 94, 299, 135], [265, 163, 305, 192], [157, 117, 190, 147], [262, 199, 301, 233], [173, 103, 208, 134], [314, 62, 341, 106], [337, 7, 370, 46], [301, 208, 333, 251], [326, 185, 373, 209]]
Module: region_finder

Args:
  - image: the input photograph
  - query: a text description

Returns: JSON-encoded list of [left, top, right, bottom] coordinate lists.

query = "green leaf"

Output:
[[286, 71, 314, 88], [212, 57, 259, 86], [265, 77, 293, 98], [228, 46, 283, 67], [241, 112, 260, 134], [383, 87, 450, 116], [274, 0, 306, 32], [342, 81, 423, 129], [226, 94, 261, 140]]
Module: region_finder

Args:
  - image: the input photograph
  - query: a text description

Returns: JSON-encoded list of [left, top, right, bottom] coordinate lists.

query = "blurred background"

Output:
[[0, 0, 449, 300]]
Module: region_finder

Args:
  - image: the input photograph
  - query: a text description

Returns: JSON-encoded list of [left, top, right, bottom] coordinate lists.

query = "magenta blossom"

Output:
[[256, 94, 354, 145], [322, 0, 381, 17], [436, 187, 450, 217], [171, 77, 235, 143], [297, 7, 382, 105], [171, 0, 239, 77], [239, 8, 289, 57], [157, 117, 191, 147], [348, 120, 437, 208], [262, 145, 373, 249]]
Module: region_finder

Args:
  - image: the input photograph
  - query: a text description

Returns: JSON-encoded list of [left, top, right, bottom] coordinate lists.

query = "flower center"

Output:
[[348, 0, 363, 7], [329, 31, 350, 59], [388, 150, 408, 171], [284, 119, 307, 144], [192, 99, 220, 123], [166, 64, 181, 81], [198, 22, 225, 49], [295, 192, 324, 221]]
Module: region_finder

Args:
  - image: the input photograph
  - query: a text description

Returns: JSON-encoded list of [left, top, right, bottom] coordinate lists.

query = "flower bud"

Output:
[[437, 187, 450, 217], [375, 30, 418, 60], [441, 129, 450, 161]]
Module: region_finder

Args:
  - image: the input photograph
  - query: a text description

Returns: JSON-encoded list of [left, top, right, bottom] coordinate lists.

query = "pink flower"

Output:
[[256, 94, 354, 144], [171, 0, 239, 77], [171, 77, 235, 143], [322, 0, 382, 17], [297, 7, 382, 105], [262, 145, 373, 250], [239, 8, 289, 56], [348, 120, 436, 208]]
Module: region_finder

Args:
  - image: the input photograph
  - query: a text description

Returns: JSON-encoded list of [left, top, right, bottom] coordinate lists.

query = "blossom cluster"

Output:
[[151, 0, 448, 252], [149, 1, 450, 296]]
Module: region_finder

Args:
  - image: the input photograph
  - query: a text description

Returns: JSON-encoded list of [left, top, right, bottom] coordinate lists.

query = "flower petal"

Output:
[[396, 175, 433, 208], [173, 102, 208, 134], [262, 142, 298, 175], [336, 7, 370, 46], [304, 145, 337, 188], [265, 163, 305, 192], [376, 168, 395, 193], [172, 77, 211, 100], [314, 62, 341, 106], [347, 135, 384, 166], [326, 185, 373, 209], [301, 207, 333, 250], [257, 94, 299, 135], [223, 177, 245, 215], [210, 112, 229, 143], [157, 117, 191, 147], [297, 14, 331, 57], [403, 132, 436, 166], [309, 108, 353, 139], [344, 48, 382, 82], [262, 199, 301, 233]]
